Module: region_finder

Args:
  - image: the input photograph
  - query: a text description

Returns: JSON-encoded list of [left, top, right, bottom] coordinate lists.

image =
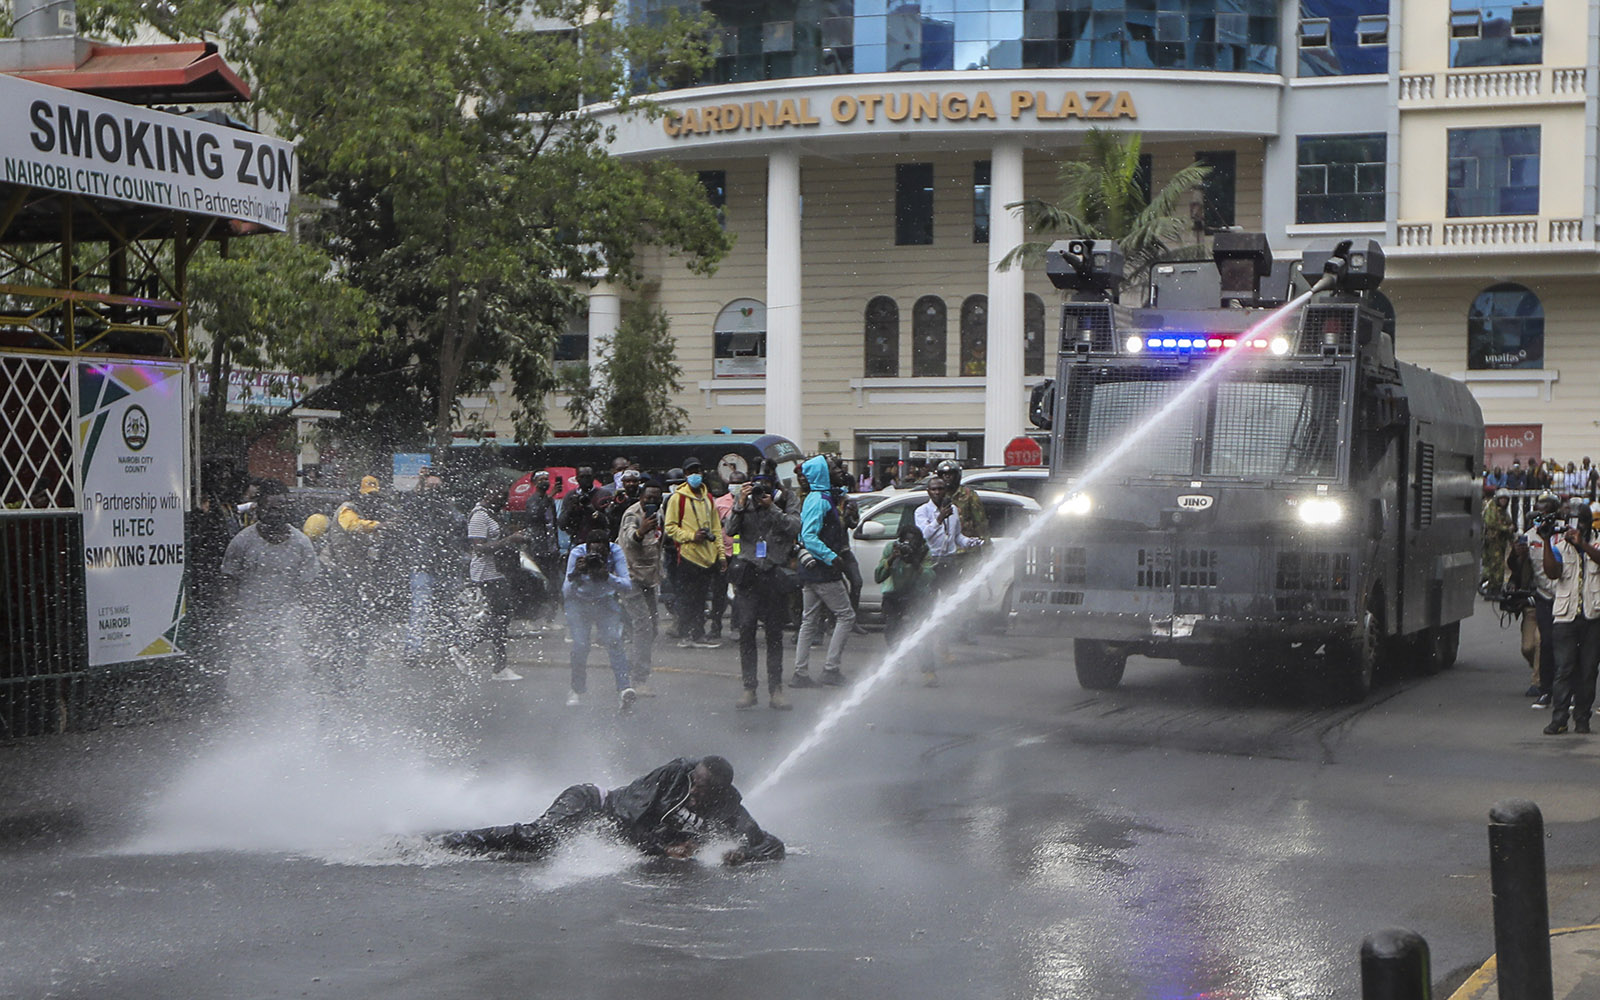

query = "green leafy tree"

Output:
[[562, 301, 688, 435], [84, 0, 731, 456], [187, 233, 381, 455], [1000, 130, 1210, 293]]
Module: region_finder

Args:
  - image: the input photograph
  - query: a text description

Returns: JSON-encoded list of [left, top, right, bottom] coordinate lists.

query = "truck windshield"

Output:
[[1066, 365, 1345, 480]]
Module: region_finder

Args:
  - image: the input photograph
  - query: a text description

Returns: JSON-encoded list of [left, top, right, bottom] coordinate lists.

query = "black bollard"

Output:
[[1488, 798, 1553, 1000], [1361, 927, 1431, 1000]]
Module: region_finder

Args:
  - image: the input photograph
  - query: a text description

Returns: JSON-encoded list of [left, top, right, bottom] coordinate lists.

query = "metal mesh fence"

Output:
[[0, 354, 75, 511], [1, 514, 87, 736]]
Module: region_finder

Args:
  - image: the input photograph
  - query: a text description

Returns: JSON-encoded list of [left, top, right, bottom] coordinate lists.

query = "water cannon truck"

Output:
[[1017, 234, 1483, 703]]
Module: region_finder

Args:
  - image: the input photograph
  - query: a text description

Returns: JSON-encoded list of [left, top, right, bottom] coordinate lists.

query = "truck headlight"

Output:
[[1297, 497, 1344, 526], [1057, 493, 1092, 516]]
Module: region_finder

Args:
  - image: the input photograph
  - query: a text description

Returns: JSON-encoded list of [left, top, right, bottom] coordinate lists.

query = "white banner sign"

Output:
[[1, 73, 296, 231], [78, 361, 189, 666]]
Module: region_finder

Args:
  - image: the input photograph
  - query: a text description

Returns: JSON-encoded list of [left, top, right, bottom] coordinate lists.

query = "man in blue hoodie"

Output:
[[791, 455, 856, 687]]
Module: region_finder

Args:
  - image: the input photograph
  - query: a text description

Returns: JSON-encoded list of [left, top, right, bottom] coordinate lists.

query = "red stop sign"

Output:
[[1004, 436, 1044, 467]]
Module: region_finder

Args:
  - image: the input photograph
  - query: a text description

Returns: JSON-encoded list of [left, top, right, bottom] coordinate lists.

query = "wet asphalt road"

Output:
[[4, 606, 1600, 1000]]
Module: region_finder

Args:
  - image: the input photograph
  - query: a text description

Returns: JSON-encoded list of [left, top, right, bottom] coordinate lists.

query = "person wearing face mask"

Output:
[[434, 755, 783, 864], [219, 479, 321, 687], [663, 456, 726, 648]]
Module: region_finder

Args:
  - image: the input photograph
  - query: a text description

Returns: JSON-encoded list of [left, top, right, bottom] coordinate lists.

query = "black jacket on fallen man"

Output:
[[436, 757, 785, 865]]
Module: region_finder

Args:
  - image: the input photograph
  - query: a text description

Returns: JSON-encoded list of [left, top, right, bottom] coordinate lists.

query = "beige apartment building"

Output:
[[465, 0, 1598, 473]]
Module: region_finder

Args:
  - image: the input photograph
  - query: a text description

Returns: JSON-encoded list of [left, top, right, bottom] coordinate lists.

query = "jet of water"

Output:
[[748, 286, 1325, 799]]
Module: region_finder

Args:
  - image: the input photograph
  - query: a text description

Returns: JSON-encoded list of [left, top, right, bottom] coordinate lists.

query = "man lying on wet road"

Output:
[[434, 755, 784, 865]]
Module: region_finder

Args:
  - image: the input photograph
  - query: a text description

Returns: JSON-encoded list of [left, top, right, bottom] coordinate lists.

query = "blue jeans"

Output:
[[406, 570, 458, 656], [566, 598, 631, 693]]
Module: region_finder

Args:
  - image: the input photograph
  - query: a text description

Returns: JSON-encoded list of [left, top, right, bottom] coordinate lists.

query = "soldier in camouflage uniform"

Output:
[[1483, 488, 1515, 596]]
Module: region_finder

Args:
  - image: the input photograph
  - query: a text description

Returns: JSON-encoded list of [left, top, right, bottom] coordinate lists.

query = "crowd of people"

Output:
[[190, 452, 993, 713], [1484, 456, 1600, 497]]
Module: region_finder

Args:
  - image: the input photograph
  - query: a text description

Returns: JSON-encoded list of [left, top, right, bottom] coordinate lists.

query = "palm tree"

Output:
[[999, 130, 1212, 294]]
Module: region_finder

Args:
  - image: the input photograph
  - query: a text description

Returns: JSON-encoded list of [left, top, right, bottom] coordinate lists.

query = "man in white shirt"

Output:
[[914, 477, 981, 560], [464, 484, 527, 681], [1541, 501, 1600, 734], [1522, 493, 1561, 708]]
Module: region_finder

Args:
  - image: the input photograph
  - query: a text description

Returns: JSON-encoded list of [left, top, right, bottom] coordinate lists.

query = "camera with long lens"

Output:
[[892, 540, 915, 560], [1498, 588, 1537, 614], [1533, 510, 1567, 536]]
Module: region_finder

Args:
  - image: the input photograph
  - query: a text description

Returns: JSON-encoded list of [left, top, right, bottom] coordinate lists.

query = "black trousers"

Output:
[[882, 589, 935, 674], [1535, 595, 1556, 694], [438, 783, 608, 856], [473, 578, 514, 671], [709, 560, 730, 632], [1550, 616, 1600, 725], [674, 559, 715, 641], [734, 572, 789, 690]]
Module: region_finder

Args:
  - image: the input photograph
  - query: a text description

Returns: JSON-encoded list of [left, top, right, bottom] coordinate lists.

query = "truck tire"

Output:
[[1434, 622, 1461, 670], [1074, 639, 1127, 691], [1323, 609, 1378, 704]]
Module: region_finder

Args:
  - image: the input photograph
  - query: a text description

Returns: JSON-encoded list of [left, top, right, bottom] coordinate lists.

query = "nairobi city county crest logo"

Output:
[[121, 405, 150, 451]]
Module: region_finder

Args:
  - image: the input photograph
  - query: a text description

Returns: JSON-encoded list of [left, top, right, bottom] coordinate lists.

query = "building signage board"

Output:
[[0, 72, 297, 231], [77, 361, 189, 666], [1484, 424, 1542, 473], [195, 369, 308, 410]]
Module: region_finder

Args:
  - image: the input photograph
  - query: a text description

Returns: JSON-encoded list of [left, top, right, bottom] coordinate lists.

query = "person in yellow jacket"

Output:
[[664, 456, 727, 648]]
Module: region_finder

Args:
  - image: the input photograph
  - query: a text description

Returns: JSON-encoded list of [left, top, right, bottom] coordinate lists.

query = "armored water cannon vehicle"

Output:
[[1017, 234, 1483, 703]]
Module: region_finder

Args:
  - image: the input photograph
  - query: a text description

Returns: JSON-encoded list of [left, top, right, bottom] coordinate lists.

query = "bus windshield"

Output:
[[1066, 365, 1346, 481]]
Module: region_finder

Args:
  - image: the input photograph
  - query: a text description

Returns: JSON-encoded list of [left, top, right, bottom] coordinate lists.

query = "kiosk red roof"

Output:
[[13, 42, 249, 104]]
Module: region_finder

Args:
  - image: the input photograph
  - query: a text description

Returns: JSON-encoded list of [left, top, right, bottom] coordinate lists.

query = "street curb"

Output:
[[1446, 924, 1600, 1000]]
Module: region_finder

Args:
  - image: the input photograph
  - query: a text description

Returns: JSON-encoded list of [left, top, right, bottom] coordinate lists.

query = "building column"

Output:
[[764, 148, 803, 446], [984, 137, 1026, 463], [587, 283, 621, 397]]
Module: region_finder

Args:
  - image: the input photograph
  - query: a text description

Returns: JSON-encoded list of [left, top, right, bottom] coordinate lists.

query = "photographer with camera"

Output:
[[874, 525, 941, 687], [1518, 492, 1564, 707], [725, 478, 800, 709], [618, 483, 666, 695], [520, 470, 565, 629], [558, 466, 600, 541], [1539, 500, 1600, 735], [562, 520, 636, 711]]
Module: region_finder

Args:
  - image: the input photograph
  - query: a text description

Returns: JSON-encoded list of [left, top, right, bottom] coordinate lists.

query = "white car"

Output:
[[849, 488, 1041, 627], [875, 466, 1055, 500]]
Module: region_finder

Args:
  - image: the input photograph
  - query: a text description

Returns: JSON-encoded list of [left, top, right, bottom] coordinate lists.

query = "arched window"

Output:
[[1024, 293, 1046, 376], [864, 296, 899, 377], [713, 298, 766, 377], [960, 295, 987, 376], [1467, 283, 1543, 370], [912, 295, 947, 376]]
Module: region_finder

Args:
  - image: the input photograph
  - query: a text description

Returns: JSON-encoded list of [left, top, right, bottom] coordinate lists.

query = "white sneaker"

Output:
[[492, 668, 523, 681], [566, 690, 583, 706], [618, 688, 637, 712]]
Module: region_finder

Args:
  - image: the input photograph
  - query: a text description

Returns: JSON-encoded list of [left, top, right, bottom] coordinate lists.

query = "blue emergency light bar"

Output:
[[1124, 334, 1291, 355]]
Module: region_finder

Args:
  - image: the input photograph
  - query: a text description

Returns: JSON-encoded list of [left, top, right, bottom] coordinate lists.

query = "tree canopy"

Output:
[[561, 300, 688, 436], [1000, 130, 1210, 294], [77, 0, 731, 454]]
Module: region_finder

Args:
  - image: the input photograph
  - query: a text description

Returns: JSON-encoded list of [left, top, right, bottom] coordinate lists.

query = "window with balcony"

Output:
[[912, 295, 947, 376], [1447, 126, 1539, 217], [713, 298, 766, 377], [1296, 133, 1386, 223], [1449, 0, 1541, 66], [1298, 0, 1388, 76], [1467, 283, 1543, 370], [864, 296, 900, 377], [896, 163, 935, 245]]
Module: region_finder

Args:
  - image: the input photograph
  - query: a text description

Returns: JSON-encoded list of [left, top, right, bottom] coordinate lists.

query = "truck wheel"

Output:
[[1074, 639, 1127, 691], [1324, 609, 1378, 704], [1434, 622, 1461, 670]]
